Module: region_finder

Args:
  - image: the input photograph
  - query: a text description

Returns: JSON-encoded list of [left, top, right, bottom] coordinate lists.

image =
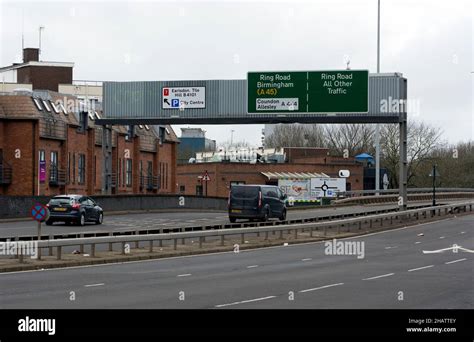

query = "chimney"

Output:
[[23, 48, 39, 63]]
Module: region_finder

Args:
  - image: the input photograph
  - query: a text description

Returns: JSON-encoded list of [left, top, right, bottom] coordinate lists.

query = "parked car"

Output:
[[45, 195, 104, 226], [228, 185, 287, 223]]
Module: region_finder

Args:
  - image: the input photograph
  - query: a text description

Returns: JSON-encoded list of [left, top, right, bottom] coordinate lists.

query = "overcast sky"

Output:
[[1, 0, 472, 146]]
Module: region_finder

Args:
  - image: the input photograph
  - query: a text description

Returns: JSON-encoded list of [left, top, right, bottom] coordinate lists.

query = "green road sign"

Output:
[[247, 70, 369, 114]]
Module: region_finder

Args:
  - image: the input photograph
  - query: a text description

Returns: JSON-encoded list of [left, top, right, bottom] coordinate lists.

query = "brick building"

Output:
[[0, 91, 179, 196], [177, 148, 363, 197], [0, 48, 73, 92]]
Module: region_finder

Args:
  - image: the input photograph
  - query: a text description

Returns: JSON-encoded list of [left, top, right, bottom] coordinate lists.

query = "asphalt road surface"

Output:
[[0, 202, 438, 238], [0, 214, 471, 309]]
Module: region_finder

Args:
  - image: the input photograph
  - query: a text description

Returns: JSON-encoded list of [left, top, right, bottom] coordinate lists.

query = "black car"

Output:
[[46, 195, 104, 226], [228, 185, 287, 223]]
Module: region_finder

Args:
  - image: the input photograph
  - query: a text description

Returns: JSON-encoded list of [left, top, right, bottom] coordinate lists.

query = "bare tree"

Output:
[[380, 121, 443, 187], [218, 139, 251, 150]]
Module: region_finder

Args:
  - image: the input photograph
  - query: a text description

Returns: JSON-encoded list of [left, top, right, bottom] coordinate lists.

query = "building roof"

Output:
[[0, 61, 74, 72], [261, 171, 330, 180]]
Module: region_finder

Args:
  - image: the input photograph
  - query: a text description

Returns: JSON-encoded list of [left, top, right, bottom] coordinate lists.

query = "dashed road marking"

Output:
[[415, 242, 421, 244], [177, 273, 192, 277], [385, 246, 398, 250], [445, 258, 467, 264], [408, 265, 434, 272], [84, 283, 104, 287], [363, 273, 394, 280], [246, 265, 259, 269], [215, 296, 276, 308], [299, 283, 344, 293], [301, 258, 312, 261], [439, 236, 445, 239]]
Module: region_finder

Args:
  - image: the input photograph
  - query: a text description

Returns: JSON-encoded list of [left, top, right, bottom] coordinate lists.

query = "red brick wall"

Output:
[[177, 162, 364, 198], [1, 121, 37, 196], [17, 66, 73, 92]]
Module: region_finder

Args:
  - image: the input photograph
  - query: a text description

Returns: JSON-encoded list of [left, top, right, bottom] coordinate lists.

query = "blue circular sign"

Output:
[[30, 204, 48, 222]]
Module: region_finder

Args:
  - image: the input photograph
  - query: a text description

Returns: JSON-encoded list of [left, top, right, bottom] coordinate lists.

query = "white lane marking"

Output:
[[84, 283, 104, 287], [423, 246, 474, 254], [460, 231, 465, 234], [363, 273, 395, 280], [408, 265, 434, 272], [177, 273, 192, 277], [299, 283, 344, 293], [215, 296, 276, 308], [439, 236, 445, 239], [246, 265, 259, 269], [301, 258, 312, 261], [445, 258, 467, 264], [385, 246, 398, 250], [415, 242, 421, 244]]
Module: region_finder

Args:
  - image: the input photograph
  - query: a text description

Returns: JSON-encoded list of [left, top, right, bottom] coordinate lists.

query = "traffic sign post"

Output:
[[202, 171, 211, 197], [247, 70, 369, 114], [30, 203, 49, 260]]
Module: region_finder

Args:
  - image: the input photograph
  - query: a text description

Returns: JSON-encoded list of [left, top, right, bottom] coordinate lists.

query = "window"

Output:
[[49, 151, 58, 183], [179, 185, 185, 193], [126, 126, 134, 141], [118, 158, 122, 187], [78, 154, 86, 184], [39, 150, 45, 183], [158, 127, 165, 144], [230, 181, 245, 187], [78, 112, 88, 133], [196, 185, 203, 196], [42, 100, 51, 112], [33, 98, 43, 111], [125, 159, 132, 187]]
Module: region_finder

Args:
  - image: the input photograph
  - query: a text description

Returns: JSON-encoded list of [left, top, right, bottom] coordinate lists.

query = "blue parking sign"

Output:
[[172, 99, 179, 107]]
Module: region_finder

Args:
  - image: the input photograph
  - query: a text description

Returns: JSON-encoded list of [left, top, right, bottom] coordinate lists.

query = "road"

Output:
[[0, 214, 471, 309], [0, 202, 438, 238]]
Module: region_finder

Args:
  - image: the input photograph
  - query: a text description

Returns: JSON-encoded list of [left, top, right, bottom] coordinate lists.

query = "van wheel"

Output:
[[261, 208, 269, 222], [279, 209, 287, 221], [229, 217, 236, 223]]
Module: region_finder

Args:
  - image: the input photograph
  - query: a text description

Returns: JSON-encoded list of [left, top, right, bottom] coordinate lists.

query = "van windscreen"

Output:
[[231, 186, 259, 198]]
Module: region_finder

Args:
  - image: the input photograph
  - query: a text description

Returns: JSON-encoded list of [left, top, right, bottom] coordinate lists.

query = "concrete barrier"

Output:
[[0, 194, 227, 219]]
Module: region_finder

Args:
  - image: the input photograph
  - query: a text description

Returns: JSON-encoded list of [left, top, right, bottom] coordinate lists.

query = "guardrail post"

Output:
[[173, 239, 177, 250], [48, 235, 53, 256], [241, 233, 245, 244], [381, 218, 383, 227], [199, 236, 203, 248], [90, 244, 96, 257], [310, 228, 313, 237], [294, 229, 298, 239], [109, 233, 113, 251], [149, 240, 153, 253], [369, 219, 373, 229], [221, 235, 225, 246], [358, 221, 362, 230], [324, 226, 327, 236], [56, 246, 61, 260], [80, 244, 84, 254]]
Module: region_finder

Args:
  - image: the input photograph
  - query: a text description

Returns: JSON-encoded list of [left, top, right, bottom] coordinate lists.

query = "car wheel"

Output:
[[78, 213, 85, 226], [45, 220, 53, 226], [229, 217, 236, 223], [96, 212, 103, 225], [279, 209, 287, 221]]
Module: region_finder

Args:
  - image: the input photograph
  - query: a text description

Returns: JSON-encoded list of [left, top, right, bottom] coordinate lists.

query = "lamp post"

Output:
[[429, 165, 440, 206]]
